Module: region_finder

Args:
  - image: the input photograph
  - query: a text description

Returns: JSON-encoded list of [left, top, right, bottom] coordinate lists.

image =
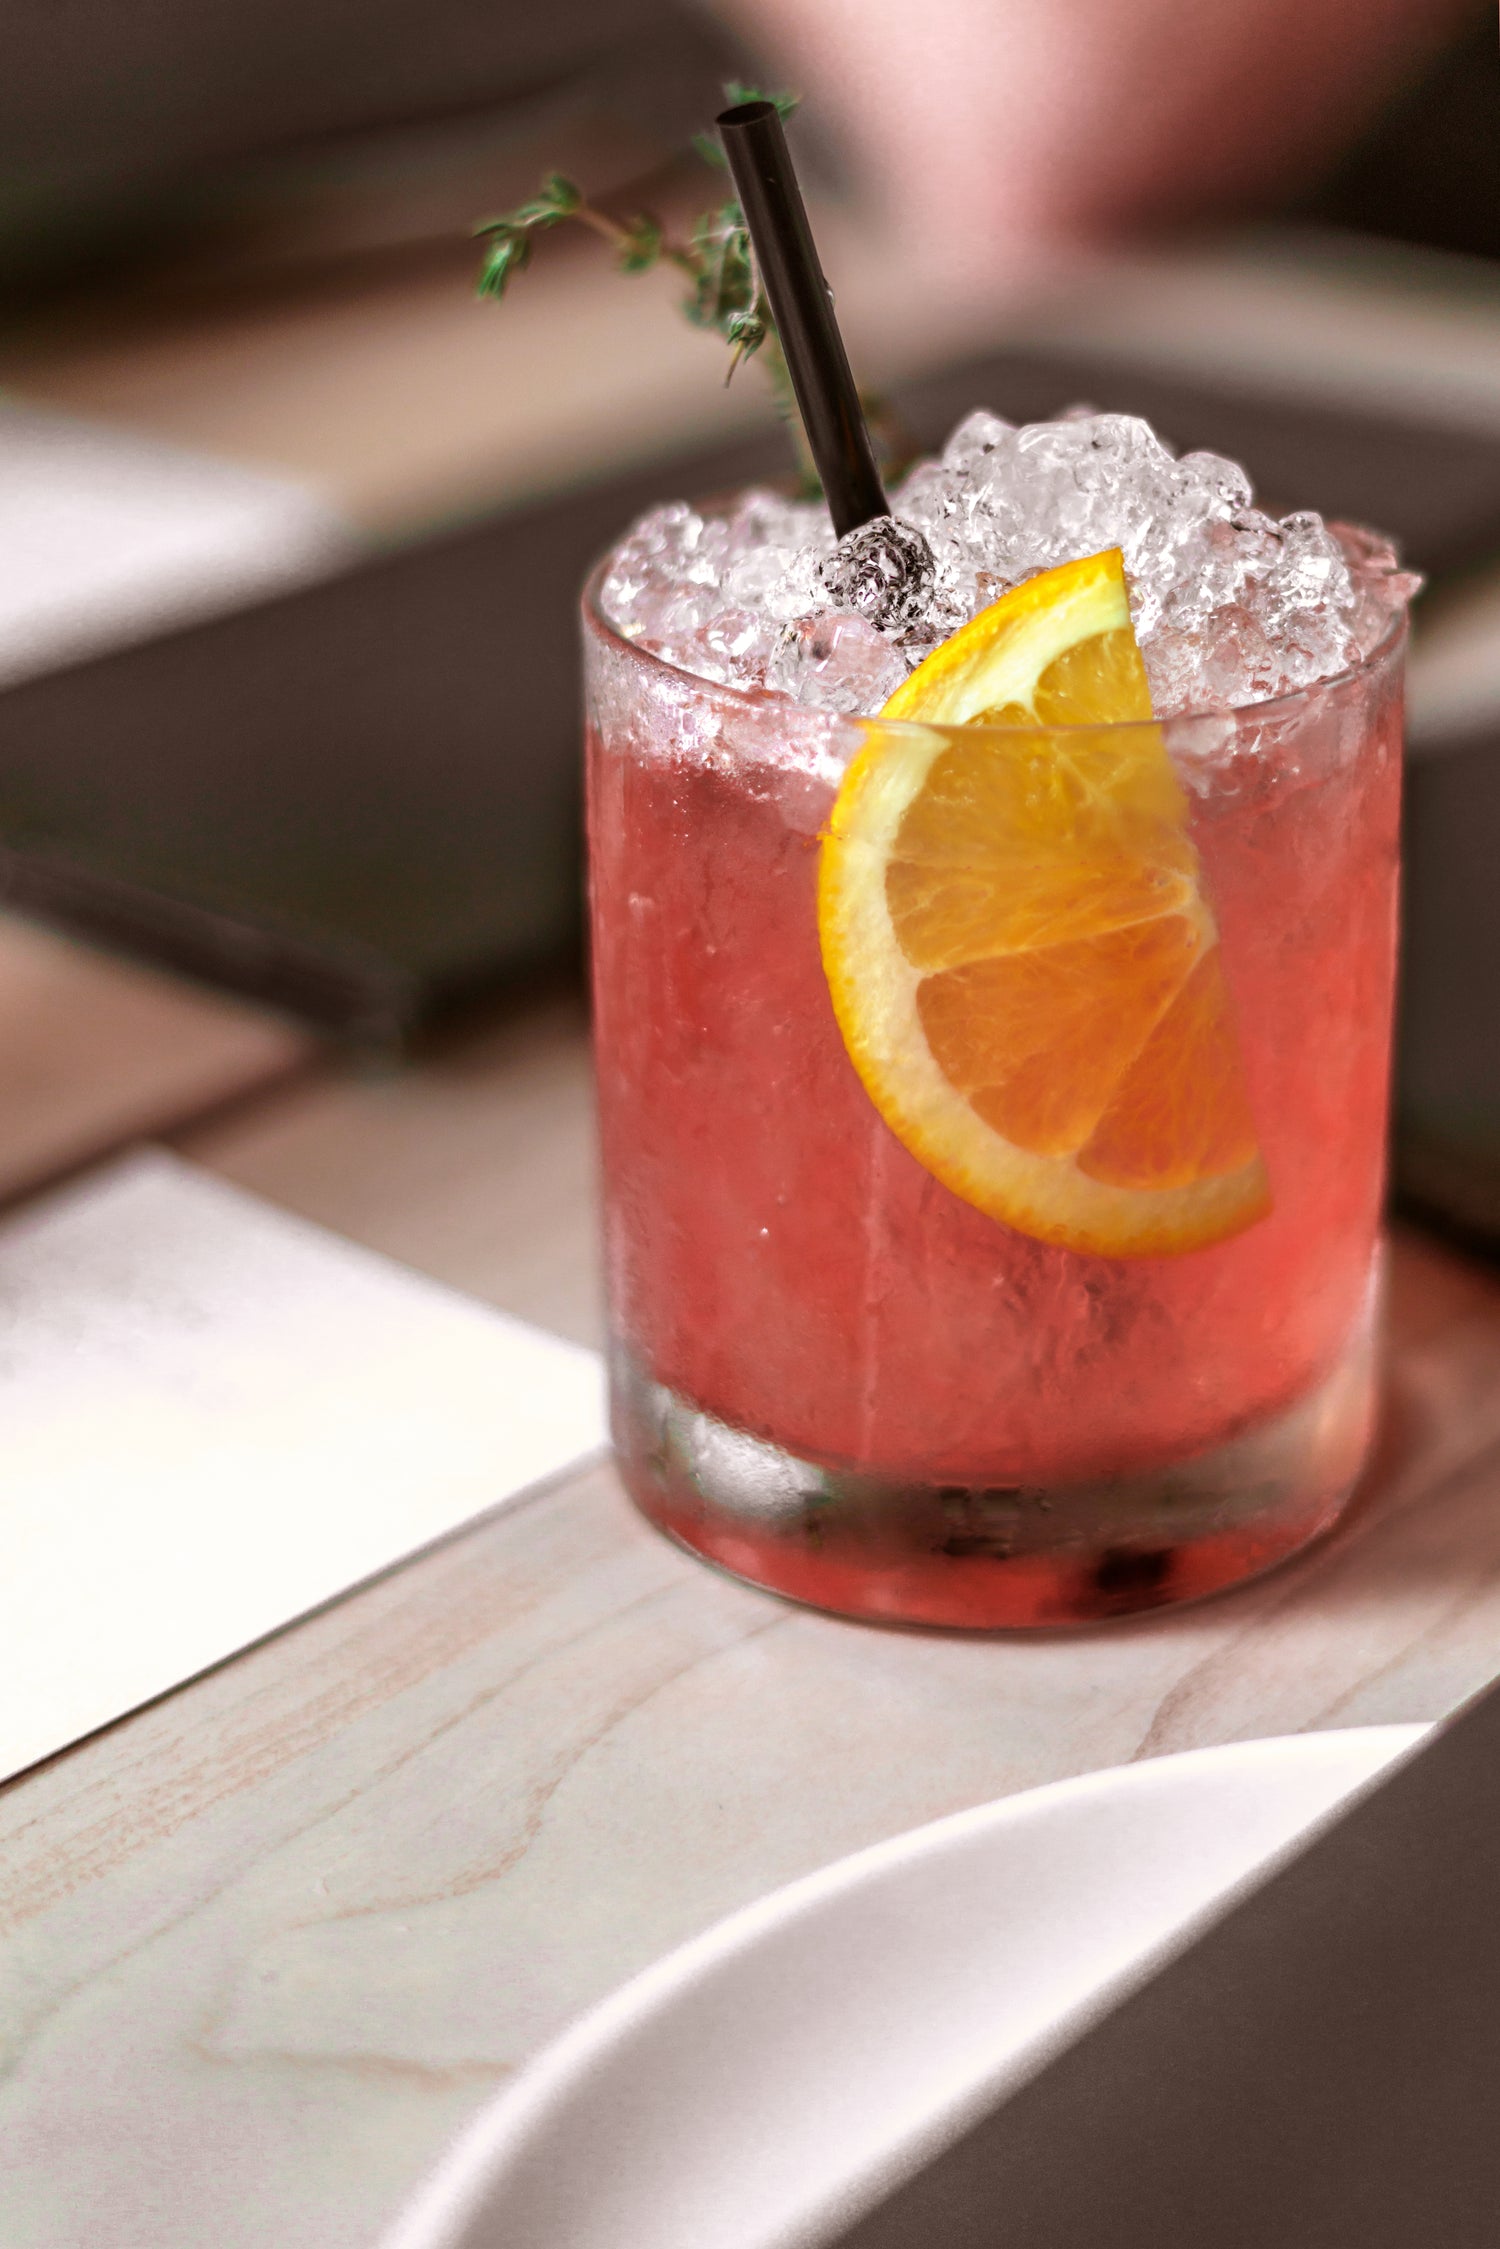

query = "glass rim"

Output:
[[581, 553, 1409, 736]]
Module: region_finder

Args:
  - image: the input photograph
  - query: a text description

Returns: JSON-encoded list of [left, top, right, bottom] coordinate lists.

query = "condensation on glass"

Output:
[[584, 566, 1407, 1627]]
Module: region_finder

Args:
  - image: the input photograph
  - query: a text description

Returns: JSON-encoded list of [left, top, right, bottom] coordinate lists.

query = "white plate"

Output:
[[386, 1725, 1425, 2249]]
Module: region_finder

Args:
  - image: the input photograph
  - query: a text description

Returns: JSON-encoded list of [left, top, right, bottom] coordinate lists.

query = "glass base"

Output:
[[611, 1310, 1378, 1629]]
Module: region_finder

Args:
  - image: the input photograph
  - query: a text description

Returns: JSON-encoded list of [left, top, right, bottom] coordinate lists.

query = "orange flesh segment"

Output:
[[1077, 948, 1262, 1190], [818, 549, 1269, 1256]]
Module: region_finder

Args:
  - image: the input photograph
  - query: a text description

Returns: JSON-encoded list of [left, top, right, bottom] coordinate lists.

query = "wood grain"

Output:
[[4, 994, 1500, 2249]]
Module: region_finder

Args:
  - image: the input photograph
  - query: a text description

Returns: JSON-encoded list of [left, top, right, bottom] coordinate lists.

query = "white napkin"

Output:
[[0, 401, 353, 687], [0, 1150, 606, 1782]]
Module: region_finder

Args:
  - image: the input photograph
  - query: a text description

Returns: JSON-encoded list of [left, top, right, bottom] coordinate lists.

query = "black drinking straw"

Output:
[[718, 100, 889, 539]]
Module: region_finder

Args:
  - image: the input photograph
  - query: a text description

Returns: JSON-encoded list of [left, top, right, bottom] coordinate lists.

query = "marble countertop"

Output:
[[5, 982, 1500, 2249]]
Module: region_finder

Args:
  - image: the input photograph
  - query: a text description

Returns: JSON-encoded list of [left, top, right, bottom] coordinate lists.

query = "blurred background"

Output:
[[2, 0, 1499, 1232]]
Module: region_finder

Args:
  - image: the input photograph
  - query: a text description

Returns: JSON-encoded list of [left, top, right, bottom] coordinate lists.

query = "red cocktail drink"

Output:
[[586, 581, 1402, 1626]]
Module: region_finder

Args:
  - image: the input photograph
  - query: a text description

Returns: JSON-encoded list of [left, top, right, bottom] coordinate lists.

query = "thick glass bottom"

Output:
[[610, 1307, 1378, 1629]]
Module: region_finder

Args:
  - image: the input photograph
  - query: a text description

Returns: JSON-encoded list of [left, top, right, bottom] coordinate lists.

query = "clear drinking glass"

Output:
[[584, 553, 1407, 1628]]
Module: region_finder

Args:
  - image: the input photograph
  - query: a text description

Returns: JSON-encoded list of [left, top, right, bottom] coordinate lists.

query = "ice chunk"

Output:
[[767, 611, 910, 714], [597, 410, 1415, 717], [818, 516, 936, 636], [724, 542, 826, 623]]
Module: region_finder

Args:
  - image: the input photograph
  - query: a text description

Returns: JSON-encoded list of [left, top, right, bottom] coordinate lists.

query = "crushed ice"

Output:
[[599, 409, 1418, 718]]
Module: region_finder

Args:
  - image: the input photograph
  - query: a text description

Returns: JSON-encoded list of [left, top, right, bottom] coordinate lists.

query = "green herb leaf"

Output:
[[474, 174, 584, 300], [496, 174, 584, 230], [616, 214, 663, 274], [682, 200, 754, 331], [472, 172, 585, 299], [470, 81, 880, 498], [475, 229, 531, 300], [723, 305, 766, 381], [539, 172, 583, 215]]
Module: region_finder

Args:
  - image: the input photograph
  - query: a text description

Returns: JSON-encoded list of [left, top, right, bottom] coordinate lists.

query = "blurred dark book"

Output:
[[0, 0, 749, 300]]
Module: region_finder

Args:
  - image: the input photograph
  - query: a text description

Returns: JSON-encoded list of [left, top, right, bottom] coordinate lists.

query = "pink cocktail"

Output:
[[584, 412, 1413, 1627]]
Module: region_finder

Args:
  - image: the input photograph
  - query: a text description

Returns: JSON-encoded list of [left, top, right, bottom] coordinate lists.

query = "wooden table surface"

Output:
[[5, 958, 1500, 2249]]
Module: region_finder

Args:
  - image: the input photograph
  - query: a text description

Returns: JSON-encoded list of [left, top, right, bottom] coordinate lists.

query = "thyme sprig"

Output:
[[474, 86, 906, 499]]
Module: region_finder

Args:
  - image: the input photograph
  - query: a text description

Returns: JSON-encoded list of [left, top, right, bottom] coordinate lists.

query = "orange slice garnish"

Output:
[[817, 548, 1269, 1257]]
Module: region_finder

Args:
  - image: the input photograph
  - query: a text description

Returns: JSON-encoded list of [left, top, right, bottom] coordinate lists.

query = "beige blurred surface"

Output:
[[0, 234, 776, 536], [10, 221, 1500, 538]]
